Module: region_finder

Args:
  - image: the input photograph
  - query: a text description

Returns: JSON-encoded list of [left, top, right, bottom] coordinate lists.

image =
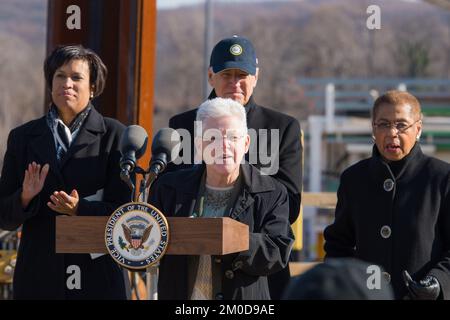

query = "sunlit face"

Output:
[[51, 59, 93, 115], [372, 103, 422, 162], [195, 116, 250, 177], [208, 68, 258, 105]]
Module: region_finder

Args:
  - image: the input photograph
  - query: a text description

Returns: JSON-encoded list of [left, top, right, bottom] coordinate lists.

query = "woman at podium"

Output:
[[149, 97, 294, 300], [0, 45, 130, 299]]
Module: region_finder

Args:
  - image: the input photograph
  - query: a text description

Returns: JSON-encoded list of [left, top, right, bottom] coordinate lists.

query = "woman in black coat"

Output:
[[0, 45, 130, 299], [324, 90, 450, 299], [150, 97, 294, 300]]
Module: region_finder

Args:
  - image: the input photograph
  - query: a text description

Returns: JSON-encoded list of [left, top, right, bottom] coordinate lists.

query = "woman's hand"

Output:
[[21, 162, 49, 209], [47, 189, 80, 216]]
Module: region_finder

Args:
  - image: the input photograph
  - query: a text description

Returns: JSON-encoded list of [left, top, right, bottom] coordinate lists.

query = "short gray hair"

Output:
[[196, 97, 247, 133]]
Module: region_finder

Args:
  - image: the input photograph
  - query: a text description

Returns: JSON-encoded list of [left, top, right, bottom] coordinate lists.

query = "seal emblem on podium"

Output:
[[105, 202, 169, 269]]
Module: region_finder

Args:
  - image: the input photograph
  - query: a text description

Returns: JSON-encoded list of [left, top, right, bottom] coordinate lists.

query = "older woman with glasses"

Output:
[[149, 97, 294, 300], [324, 90, 450, 300]]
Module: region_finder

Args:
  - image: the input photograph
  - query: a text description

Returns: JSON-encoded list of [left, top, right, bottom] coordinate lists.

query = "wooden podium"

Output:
[[55, 216, 249, 255], [56, 216, 249, 300]]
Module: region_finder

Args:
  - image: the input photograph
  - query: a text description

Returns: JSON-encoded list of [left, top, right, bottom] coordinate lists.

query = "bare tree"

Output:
[[152, 0, 450, 132], [0, 32, 45, 169]]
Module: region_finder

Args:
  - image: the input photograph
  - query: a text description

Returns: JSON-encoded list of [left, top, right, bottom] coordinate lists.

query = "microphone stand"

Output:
[[134, 167, 149, 202], [125, 158, 170, 300], [121, 165, 158, 300], [144, 156, 167, 191], [120, 168, 136, 202], [121, 166, 151, 202], [134, 165, 160, 300]]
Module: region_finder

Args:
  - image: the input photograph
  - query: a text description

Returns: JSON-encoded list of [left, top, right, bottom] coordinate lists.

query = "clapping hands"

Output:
[[20, 162, 79, 216], [21, 162, 49, 208], [47, 189, 80, 216]]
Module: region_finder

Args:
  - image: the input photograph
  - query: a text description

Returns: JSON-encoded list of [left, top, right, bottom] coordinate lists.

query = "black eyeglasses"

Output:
[[202, 134, 245, 143], [373, 119, 421, 134]]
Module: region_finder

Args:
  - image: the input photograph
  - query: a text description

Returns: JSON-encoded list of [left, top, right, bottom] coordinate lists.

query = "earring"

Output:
[[372, 135, 376, 142], [90, 92, 94, 99]]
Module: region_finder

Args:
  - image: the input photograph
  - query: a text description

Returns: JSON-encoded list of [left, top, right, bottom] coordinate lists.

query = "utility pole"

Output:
[[203, 0, 214, 100]]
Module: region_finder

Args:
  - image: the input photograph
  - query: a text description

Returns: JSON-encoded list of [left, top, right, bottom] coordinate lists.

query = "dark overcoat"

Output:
[[168, 92, 302, 299], [149, 163, 294, 300], [0, 108, 130, 299], [324, 144, 450, 299], [168, 93, 302, 224]]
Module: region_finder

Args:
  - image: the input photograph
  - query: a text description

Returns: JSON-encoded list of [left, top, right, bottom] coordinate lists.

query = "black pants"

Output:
[[268, 265, 291, 300]]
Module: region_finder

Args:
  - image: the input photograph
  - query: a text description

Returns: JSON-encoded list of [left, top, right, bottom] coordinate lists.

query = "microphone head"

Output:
[[119, 125, 148, 160], [151, 128, 181, 164]]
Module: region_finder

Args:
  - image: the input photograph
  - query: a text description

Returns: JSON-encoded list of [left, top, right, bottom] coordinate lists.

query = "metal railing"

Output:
[[0, 230, 18, 300]]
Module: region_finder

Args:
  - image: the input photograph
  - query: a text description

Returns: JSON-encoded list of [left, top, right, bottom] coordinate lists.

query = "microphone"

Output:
[[119, 125, 148, 185], [149, 128, 181, 176]]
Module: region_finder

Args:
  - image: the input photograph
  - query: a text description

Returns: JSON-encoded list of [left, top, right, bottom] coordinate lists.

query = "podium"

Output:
[[55, 216, 249, 299]]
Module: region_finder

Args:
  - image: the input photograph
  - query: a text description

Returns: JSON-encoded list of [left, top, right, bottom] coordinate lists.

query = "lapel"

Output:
[[59, 107, 106, 168], [230, 188, 254, 221], [173, 165, 204, 217], [229, 163, 275, 221], [28, 117, 64, 184], [174, 193, 197, 218], [172, 163, 274, 221], [369, 143, 426, 184]]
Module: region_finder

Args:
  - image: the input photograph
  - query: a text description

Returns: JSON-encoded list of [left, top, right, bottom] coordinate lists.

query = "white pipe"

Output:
[[146, 265, 158, 300], [325, 83, 335, 133], [307, 116, 324, 260], [398, 83, 407, 91]]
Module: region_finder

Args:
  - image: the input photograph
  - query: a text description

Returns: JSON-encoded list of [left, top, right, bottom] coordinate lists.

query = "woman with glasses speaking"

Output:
[[149, 97, 293, 300], [324, 90, 450, 300]]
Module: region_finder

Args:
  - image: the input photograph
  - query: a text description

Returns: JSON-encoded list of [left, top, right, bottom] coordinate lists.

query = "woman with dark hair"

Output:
[[324, 90, 450, 300], [0, 45, 130, 299]]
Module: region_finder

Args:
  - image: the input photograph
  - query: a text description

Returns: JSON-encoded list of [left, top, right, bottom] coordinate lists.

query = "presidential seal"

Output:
[[105, 202, 169, 269]]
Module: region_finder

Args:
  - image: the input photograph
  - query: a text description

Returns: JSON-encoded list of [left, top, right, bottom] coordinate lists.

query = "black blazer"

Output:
[[324, 144, 450, 299], [0, 108, 130, 299], [168, 93, 302, 225], [149, 163, 294, 300]]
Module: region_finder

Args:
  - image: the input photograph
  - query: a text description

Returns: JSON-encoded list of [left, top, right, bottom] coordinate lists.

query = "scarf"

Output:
[[46, 103, 92, 163]]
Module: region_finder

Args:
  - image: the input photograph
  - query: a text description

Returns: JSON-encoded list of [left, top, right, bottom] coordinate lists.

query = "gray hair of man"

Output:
[[195, 97, 248, 136]]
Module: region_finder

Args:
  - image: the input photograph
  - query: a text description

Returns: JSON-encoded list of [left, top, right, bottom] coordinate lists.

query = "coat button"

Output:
[[214, 257, 222, 264], [380, 225, 391, 239], [225, 270, 235, 279], [383, 179, 394, 192], [233, 260, 243, 270], [215, 293, 224, 300], [382, 272, 391, 284]]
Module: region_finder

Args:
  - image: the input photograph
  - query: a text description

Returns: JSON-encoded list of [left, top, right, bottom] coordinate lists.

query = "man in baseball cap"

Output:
[[209, 36, 258, 76], [207, 35, 259, 106], [168, 35, 303, 300]]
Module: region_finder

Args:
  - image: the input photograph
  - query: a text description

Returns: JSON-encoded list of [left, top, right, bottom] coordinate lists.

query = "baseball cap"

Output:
[[209, 35, 258, 75]]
